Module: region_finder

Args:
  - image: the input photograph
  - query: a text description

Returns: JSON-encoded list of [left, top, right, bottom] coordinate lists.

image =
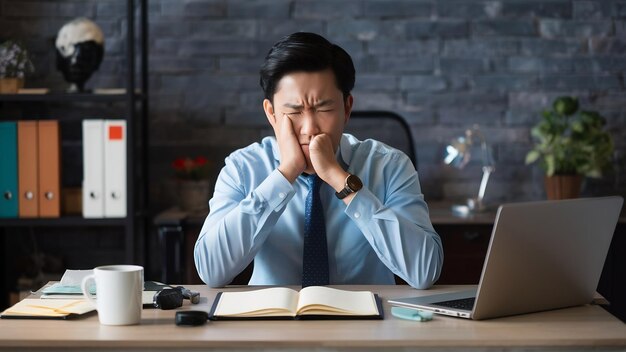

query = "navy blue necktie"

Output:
[[302, 175, 329, 287]]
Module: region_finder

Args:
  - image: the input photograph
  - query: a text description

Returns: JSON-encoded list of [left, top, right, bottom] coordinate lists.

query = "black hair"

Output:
[[259, 32, 355, 102]]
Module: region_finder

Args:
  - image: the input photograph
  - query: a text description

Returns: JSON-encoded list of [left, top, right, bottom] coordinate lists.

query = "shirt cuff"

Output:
[[254, 169, 295, 212], [344, 188, 380, 224]]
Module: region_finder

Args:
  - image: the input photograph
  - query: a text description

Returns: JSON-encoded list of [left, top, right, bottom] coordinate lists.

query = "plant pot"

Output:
[[0, 78, 24, 93], [544, 175, 583, 200], [177, 179, 212, 213]]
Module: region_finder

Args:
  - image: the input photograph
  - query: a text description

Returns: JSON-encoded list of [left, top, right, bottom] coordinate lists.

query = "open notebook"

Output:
[[209, 286, 383, 320]]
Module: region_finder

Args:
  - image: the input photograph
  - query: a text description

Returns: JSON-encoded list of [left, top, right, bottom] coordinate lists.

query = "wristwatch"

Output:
[[335, 174, 363, 199]]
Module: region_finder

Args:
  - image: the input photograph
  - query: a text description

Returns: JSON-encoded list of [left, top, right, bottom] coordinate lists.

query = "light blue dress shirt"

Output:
[[194, 134, 443, 289]]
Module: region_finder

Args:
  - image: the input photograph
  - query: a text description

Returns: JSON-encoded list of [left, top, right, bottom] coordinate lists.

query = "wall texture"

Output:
[[2, 0, 625, 208]]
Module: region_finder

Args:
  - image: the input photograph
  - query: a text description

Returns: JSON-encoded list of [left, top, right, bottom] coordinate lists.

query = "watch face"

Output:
[[347, 175, 363, 191]]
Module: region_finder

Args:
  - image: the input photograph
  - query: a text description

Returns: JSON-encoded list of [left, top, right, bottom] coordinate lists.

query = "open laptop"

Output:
[[389, 196, 623, 320]]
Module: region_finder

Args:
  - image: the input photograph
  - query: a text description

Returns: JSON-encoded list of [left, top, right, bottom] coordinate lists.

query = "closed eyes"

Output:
[[284, 109, 334, 118]]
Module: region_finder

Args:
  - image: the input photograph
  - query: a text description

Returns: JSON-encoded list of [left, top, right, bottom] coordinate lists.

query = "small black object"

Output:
[[176, 311, 208, 326], [179, 287, 201, 304], [151, 284, 201, 309], [56, 40, 104, 93], [153, 288, 183, 310]]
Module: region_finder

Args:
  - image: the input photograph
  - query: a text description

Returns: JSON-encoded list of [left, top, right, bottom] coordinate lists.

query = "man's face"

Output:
[[267, 69, 353, 174]]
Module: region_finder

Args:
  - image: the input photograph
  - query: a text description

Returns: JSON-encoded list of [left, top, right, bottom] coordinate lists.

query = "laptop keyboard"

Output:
[[434, 297, 476, 310]]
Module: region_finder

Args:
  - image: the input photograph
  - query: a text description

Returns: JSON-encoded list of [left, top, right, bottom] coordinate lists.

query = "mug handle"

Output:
[[81, 274, 97, 306]]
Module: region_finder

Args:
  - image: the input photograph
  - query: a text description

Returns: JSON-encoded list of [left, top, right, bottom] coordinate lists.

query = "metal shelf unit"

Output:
[[0, 0, 149, 309]]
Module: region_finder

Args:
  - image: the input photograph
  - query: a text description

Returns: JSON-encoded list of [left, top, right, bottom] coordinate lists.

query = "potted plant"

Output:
[[525, 96, 614, 200], [0, 40, 34, 93], [172, 156, 213, 212]]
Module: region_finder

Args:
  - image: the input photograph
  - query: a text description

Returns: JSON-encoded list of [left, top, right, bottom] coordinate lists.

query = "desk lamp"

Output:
[[443, 125, 495, 216]]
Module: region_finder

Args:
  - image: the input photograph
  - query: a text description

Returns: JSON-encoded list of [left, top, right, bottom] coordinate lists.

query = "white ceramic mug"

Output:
[[81, 265, 143, 326]]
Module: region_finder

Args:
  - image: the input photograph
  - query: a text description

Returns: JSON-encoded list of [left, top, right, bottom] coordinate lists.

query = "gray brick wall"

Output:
[[2, 0, 625, 209]]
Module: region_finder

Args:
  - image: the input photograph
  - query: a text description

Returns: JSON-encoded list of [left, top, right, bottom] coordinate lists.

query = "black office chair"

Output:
[[345, 110, 418, 170]]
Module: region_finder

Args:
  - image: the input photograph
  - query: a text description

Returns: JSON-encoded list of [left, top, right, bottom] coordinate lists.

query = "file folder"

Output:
[[82, 120, 105, 218], [38, 120, 61, 218], [18, 121, 39, 218], [104, 120, 126, 217], [0, 122, 18, 218]]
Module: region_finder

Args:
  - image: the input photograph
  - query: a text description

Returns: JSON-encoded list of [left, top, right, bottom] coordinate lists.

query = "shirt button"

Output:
[[354, 212, 361, 218], [278, 192, 286, 199]]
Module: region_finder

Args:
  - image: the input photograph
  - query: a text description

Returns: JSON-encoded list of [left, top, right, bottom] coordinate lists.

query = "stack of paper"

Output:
[[0, 299, 95, 319]]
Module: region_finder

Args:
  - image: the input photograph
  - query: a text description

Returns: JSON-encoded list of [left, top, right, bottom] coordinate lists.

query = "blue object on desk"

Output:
[[42, 283, 96, 295], [391, 306, 433, 322]]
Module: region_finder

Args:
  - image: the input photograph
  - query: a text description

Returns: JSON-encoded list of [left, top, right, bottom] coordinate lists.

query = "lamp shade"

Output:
[[442, 125, 495, 215], [444, 135, 471, 169]]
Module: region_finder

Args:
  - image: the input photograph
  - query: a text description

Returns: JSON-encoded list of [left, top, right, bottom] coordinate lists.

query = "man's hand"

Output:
[[310, 134, 348, 192], [276, 114, 307, 183]]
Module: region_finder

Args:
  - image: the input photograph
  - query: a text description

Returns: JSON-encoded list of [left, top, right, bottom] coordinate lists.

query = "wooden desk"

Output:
[[1, 285, 625, 352]]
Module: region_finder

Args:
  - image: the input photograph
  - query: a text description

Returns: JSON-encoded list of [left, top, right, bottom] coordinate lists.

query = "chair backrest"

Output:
[[345, 110, 417, 170]]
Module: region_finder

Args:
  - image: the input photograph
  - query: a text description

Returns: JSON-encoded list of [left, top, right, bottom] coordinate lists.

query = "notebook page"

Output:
[[297, 286, 378, 315], [215, 287, 299, 317], [1, 299, 95, 317]]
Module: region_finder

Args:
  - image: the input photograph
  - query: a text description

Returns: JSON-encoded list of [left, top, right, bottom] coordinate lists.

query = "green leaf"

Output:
[[525, 150, 540, 164], [571, 121, 583, 133], [553, 96, 578, 116]]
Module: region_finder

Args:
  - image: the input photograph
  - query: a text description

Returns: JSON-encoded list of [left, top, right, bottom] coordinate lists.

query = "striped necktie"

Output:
[[302, 174, 329, 287]]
